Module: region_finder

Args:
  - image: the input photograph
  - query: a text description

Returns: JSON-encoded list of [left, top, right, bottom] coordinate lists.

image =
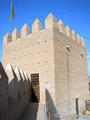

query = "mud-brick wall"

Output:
[[0, 63, 8, 120]]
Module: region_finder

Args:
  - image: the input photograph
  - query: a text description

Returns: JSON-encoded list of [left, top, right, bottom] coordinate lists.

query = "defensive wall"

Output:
[[0, 63, 30, 120]]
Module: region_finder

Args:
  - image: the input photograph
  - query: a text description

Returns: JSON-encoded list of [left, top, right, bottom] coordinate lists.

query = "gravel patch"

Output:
[[77, 115, 90, 120]]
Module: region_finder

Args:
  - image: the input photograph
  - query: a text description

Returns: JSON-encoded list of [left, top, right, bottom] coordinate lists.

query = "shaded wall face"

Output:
[[6, 67, 30, 120], [54, 30, 89, 117], [0, 63, 8, 120], [46, 89, 60, 120], [8, 78, 30, 120], [2, 30, 56, 104]]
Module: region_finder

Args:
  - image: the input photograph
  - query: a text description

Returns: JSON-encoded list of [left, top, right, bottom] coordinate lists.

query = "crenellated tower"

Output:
[[2, 13, 89, 119]]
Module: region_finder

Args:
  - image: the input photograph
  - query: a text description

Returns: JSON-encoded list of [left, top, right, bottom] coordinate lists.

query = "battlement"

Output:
[[3, 63, 30, 120], [5, 64, 29, 83], [3, 13, 86, 48], [21, 24, 30, 38], [58, 20, 66, 34], [3, 32, 11, 44], [32, 18, 42, 33], [12, 28, 20, 41]]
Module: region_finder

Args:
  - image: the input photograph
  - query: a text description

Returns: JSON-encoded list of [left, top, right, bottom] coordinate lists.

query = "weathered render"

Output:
[[2, 13, 89, 120]]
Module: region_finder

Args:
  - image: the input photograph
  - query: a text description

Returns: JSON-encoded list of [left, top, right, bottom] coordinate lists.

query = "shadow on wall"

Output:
[[8, 69, 30, 120], [0, 63, 31, 120], [0, 63, 8, 120], [19, 73, 40, 120], [19, 102, 39, 120], [46, 89, 61, 120], [6, 64, 31, 120]]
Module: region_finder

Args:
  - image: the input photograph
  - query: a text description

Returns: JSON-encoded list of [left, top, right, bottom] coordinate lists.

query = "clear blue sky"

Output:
[[0, 0, 90, 76]]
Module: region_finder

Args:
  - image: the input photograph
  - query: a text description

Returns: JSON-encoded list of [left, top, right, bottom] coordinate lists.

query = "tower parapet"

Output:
[[72, 30, 76, 41], [21, 24, 30, 38], [45, 13, 58, 30], [77, 34, 81, 44], [12, 28, 20, 41], [3, 33, 11, 44], [58, 20, 66, 34], [81, 38, 86, 48], [66, 25, 72, 37], [3, 13, 86, 48], [32, 18, 42, 33]]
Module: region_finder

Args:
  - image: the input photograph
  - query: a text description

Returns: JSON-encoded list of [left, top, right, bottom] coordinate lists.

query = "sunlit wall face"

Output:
[[87, 53, 90, 76]]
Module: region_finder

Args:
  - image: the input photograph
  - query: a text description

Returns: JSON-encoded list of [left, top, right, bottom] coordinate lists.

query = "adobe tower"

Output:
[[2, 13, 89, 119]]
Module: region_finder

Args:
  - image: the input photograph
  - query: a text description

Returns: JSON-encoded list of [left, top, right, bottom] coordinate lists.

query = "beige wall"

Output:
[[53, 23, 89, 117], [2, 27, 56, 104]]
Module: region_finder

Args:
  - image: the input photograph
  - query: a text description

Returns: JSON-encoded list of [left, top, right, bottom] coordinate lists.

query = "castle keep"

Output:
[[2, 13, 89, 120]]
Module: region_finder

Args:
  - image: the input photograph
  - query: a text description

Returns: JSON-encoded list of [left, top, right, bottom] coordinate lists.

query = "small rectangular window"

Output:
[[75, 98, 79, 118]]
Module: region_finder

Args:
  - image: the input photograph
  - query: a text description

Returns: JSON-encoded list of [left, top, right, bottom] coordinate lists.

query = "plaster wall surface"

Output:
[[53, 28, 89, 116], [2, 28, 56, 104]]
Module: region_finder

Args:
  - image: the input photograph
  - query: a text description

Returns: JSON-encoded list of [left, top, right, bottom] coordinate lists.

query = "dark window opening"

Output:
[[75, 98, 79, 118], [31, 73, 40, 103], [67, 47, 70, 52]]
